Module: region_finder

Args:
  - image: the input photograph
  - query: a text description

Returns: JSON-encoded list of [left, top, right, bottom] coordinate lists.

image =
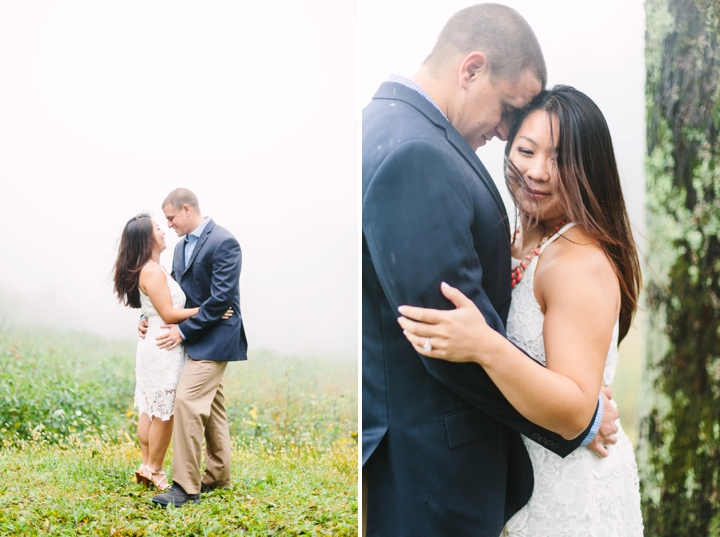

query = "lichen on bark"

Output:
[[638, 0, 720, 534]]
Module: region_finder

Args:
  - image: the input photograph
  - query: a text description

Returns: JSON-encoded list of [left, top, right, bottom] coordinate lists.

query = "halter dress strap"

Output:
[[538, 222, 576, 254], [149, 260, 171, 276]]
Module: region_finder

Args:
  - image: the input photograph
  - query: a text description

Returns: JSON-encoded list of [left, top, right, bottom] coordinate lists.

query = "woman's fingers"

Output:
[[411, 341, 435, 357], [397, 304, 442, 323], [397, 315, 426, 336], [398, 283, 475, 323], [397, 315, 442, 338], [402, 329, 443, 357], [398, 315, 449, 357], [402, 329, 427, 349]]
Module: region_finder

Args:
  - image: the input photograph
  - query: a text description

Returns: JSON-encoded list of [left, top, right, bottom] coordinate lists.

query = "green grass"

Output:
[[0, 328, 357, 536]]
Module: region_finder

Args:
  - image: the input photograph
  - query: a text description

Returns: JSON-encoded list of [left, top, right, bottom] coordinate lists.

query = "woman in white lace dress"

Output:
[[398, 86, 644, 535], [113, 214, 231, 490]]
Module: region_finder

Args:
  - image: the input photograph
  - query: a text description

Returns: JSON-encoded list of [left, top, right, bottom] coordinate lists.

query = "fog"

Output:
[[0, 1, 648, 357], [362, 0, 646, 237], [0, 1, 357, 355]]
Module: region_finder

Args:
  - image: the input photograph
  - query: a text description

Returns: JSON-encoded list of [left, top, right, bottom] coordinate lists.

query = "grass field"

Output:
[[0, 328, 358, 536]]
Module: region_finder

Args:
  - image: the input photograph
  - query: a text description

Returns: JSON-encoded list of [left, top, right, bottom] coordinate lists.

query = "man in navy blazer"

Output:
[[362, 5, 617, 535], [150, 188, 247, 506]]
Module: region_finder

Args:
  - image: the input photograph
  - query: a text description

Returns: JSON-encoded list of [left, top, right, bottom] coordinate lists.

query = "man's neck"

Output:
[[187, 215, 206, 236], [411, 67, 451, 119]]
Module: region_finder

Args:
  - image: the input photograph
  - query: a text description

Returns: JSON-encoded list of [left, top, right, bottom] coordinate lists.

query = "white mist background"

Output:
[[0, 1, 358, 356]]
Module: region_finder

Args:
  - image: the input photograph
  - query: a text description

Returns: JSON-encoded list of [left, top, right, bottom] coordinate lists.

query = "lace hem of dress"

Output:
[[134, 389, 179, 422]]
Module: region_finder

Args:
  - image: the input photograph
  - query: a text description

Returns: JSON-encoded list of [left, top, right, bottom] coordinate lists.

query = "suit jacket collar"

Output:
[[175, 219, 216, 280], [373, 81, 510, 237]]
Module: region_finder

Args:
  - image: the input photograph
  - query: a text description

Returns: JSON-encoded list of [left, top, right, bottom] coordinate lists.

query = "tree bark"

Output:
[[639, 0, 720, 534]]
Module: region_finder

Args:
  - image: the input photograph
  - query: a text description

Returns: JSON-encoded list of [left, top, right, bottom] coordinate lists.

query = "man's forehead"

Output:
[[498, 70, 542, 105]]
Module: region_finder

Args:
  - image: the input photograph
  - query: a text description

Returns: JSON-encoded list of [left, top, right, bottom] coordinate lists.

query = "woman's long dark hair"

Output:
[[113, 213, 155, 309], [504, 85, 641, 342]]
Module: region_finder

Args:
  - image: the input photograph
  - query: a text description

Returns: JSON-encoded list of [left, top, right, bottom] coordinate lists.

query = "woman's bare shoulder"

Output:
[[138, 261, 166, 291], [546, 227, 612, 270], [139, 261, 163, 277], [535, 226, 619, 307]]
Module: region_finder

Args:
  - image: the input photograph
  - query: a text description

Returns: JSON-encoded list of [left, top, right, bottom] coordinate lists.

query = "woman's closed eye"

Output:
[[517, 147, 534, 156]]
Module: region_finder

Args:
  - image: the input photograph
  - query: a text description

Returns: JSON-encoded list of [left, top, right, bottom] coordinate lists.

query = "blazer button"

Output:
[[544, 440, 555, 449], [531, 433, 541, 441], [537, 436, 547, 444], [553, 443, 560, 450]]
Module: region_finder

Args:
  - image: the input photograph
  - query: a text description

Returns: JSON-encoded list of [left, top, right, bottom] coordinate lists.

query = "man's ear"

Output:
[[459, 51, 489, 89]]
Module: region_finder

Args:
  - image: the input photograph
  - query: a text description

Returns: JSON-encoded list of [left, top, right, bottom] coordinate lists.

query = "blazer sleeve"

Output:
[[363, 139, 595, 457], [177, 236, 241, 342]]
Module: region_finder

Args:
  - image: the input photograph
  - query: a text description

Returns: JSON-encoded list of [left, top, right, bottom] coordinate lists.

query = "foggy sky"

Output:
[[0, 1, 357, 355]]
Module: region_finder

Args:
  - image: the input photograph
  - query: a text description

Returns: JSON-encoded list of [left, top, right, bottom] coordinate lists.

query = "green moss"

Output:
[[639, 0, 720, 533]]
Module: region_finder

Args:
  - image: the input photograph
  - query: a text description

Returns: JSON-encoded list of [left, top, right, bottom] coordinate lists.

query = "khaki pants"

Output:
[[171, 358, 232, 494], [362, 474, 368, 537]]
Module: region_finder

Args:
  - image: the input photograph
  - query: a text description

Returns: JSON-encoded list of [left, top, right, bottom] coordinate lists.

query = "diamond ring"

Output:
[[423, 337, 432, 352]]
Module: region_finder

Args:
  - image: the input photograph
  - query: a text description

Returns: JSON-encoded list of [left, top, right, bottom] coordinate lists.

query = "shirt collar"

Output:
[[387, 74, 448, 120], [187, 216, 210, 241]]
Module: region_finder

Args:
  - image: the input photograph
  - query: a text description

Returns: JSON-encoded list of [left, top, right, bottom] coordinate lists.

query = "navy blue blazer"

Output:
[[362, 82, 596, 536], [172, 219, 247, 362]]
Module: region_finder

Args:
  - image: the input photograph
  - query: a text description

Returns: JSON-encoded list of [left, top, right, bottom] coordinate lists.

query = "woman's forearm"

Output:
[[398, 281, 608, 439], [157, 307, 200, 325], [141, 265, 202, 326], [476, 331, 599, 439]]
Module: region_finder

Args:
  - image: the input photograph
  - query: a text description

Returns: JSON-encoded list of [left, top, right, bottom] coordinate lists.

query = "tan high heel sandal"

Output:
[[149, 470, 171, 491], [135, 464, 151, 487]]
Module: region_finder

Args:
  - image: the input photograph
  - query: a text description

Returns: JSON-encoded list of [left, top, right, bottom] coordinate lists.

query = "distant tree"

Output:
[[638, 0, 720, 534]]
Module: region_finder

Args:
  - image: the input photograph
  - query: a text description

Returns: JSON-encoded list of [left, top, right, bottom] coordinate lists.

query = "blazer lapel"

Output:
[[374, 82, 510, 238], [444, 129, 511, 238], [181, 219, 215, 278]]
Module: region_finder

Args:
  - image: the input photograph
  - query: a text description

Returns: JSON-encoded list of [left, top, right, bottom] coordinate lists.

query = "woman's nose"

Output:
[[526, 158, 551, 182]]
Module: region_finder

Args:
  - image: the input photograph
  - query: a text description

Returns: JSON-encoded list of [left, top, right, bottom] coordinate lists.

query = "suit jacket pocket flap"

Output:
[[444, 406, 501, 449]]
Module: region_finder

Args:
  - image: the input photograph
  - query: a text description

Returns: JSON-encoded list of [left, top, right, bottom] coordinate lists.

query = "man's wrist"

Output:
[[580, 393, 604, 447]]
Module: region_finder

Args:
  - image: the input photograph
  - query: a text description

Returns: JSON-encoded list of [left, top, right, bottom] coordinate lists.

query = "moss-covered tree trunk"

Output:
[[638, 0, 720, 534]]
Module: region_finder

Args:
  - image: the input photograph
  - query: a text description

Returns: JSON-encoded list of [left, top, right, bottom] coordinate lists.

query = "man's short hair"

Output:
[[425, 3, 547, 87], [162, 188, 200, 212]]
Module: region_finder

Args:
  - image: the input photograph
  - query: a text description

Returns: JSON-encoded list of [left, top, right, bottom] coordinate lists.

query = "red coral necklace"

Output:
[[511, 220, 567, 289]]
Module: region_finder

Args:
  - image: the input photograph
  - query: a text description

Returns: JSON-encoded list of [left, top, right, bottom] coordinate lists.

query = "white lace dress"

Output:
[[503, 223, 643, 537], [134, 262, 188, 421]]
